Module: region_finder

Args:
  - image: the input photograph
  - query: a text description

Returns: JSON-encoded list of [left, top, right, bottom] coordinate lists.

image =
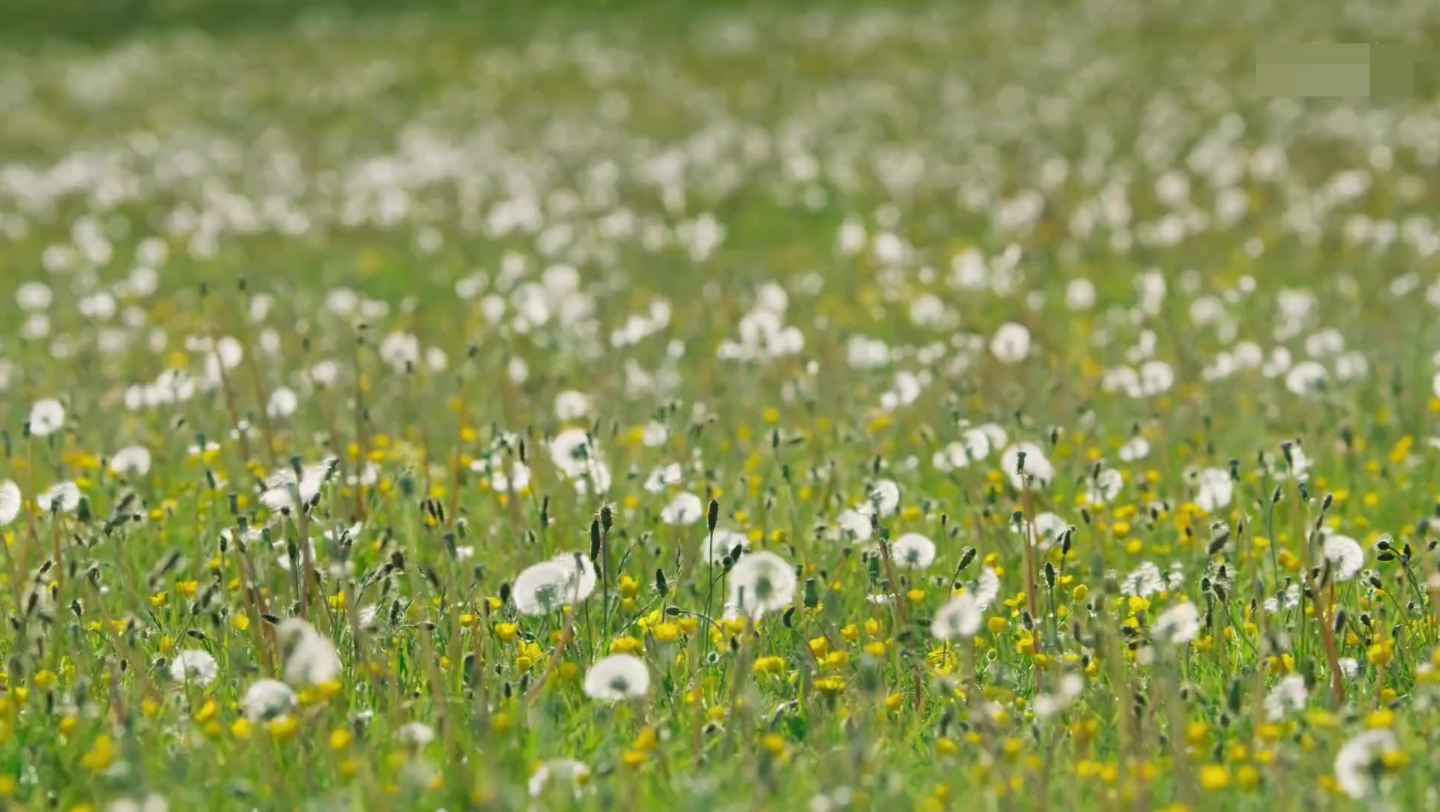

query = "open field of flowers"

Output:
[[3, 0, 1440, 809]]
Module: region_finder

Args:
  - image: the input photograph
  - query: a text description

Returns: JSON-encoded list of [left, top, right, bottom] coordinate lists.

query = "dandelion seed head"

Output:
[[1334, 729, 1398, 799], [29, 398, 65, 436], [660, 491, 704, 525], [726, 551, 796, 620], [109, 446, 153, 476], [932, 593, 982, 640], [37, 481, 82, 514], [583, 654, 650, 701], [702, 528, 750, 564], [0, 481, 21, 526], [889, 533, 935, 570], [169, 649, 219, 687], [1264, 674, 1308, 721], [513, 554, 597, 615], [242, 678, 297, 722], [1153, 601, 1200, 645], [1000, 443, 1054, 489], [278, 618, 343, 685], [1322, 534, 1364, 582], [529, 759, 591, 798], [397, 721, 436, 746]]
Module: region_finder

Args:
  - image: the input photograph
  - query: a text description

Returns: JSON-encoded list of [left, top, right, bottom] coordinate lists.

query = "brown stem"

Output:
[[236, 546, 276, 675], [1303, 570, 1345, 705], [296, 509, 316, 622]]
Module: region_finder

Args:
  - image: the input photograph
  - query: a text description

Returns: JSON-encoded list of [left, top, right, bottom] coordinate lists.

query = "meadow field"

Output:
[[2, 0, 1440, 809]]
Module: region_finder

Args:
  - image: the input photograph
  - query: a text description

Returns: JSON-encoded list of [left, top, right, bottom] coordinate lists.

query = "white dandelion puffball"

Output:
[[242, 678, 297, 721], [109, 446, 152, 476], [1264, 674, 1308, 721], [529, 759, 591, 799], [990, 322, 1031, 364], [1017, 511, 1068, 550], [397, 722, 436, 746], [169, 649, 219, 687], [976, 423, 1009, 452], [1086, 469, 1124, 504], [105, 794, 169, 812], [1138, 360, 1175, 396], [726, 551, 797, 620], [260, 458, 338, 512], [1280, 444, 1312, 481], [474, 458, 530, 493], [890, 534, 936, 570], [551, 553, 598, 601], [973, 567, 1000, 610], [660, 491, 704, 525], [512, 554, 597, 615], [17, 281, 52, 311], [933, 593, 982, 640], [266, 387, 299, 419], [0, 481, 20, 526], [1194, 467, 1233, 512], [583, 654, 650, 701], [642, 422, 669, 447], [513, 560, 574, 615], [37, 482, 82, 514], [866, 479, 901, 516], [1285, 361, 1327, 396], [1152, 601, 1201, 645], [549, 428, 595, 474], [1335, 729, 1398, 799], [548, 428, 611, 493], [1119, 436, 1151, 462], [1066, 278, 1096, 311], [104, 795, 168, 812], [701, 528, 750, 564], [1322, 534, 1364, 582], [555, 390, 592, 421], [278, 618, 343, 685], [644, 462, 682, 493], [1000, 443, 1055, 489], [1122, 562, 1166, 598], [573, 460, 613, 498], [28, 398, 65, 436], [836, 508, 874, 541], [932, 428, 992, 470]]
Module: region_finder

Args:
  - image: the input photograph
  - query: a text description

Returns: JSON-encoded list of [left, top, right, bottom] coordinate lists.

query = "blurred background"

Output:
[[1, 0, 1437, 300]]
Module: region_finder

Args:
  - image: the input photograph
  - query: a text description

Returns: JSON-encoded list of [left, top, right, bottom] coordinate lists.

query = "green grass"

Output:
[[2, 1, 1440, 810]]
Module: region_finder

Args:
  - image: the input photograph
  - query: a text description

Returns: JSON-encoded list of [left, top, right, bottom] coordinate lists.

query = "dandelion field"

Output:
[[4, 0, 1440, 809]]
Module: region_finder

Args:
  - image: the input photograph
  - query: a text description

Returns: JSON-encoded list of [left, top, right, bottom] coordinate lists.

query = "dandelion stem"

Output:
[[524, 607, 576, 709], [1303, 567, 1346, 706], [351, 331, 369, 520], [233, 287, 278, 469], [1019, 476, 1044, 696], [295, 508, 317, 621], [876, 532, 923, 710]]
